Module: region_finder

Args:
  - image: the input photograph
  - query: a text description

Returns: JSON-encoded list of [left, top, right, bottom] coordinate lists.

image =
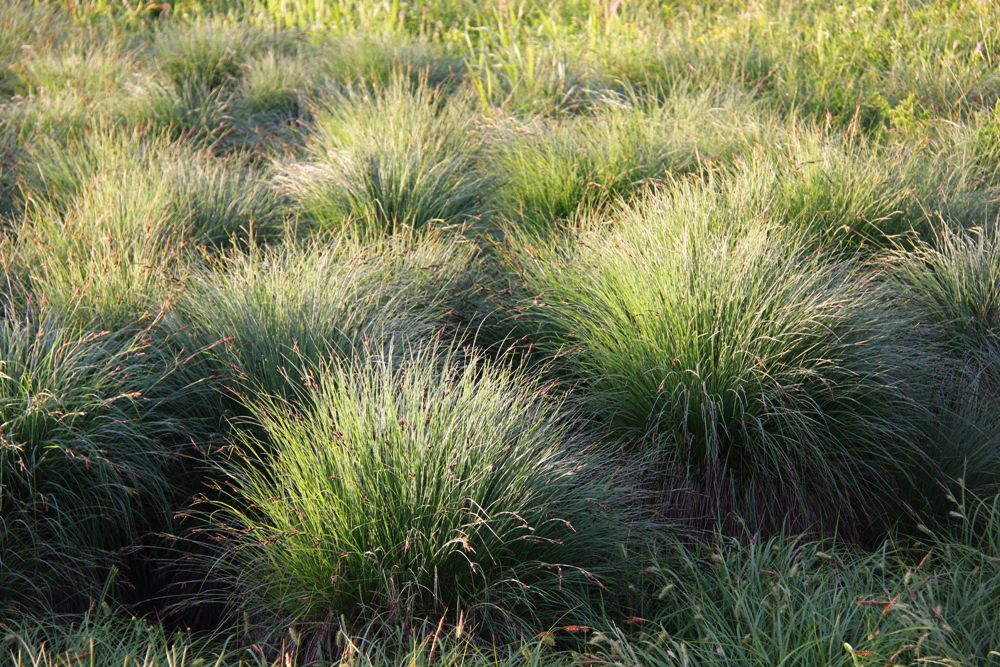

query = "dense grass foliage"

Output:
[[177, 231, 474, 405], [616, 492, 1000, 665], [3, 0, 999, 664], [514, 200, 936, 532], [0, 318, 196, 612], [489, 91, 770, 233], [204, 345, 631, 656], [281, 77, 489, 236]]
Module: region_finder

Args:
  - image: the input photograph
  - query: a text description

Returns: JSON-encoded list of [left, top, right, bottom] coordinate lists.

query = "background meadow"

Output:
[[0, 0, 998, 664]]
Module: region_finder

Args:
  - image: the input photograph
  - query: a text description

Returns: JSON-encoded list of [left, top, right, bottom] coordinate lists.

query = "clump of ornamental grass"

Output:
[[490, 89, 769, 233], [21, 127, 287, 244], [17, 125, 154, 211], [279, 76, 492, 236], [0, 1, 67, 96], [14, 37, 138, 101], [16, 128, 288, 327], [152, 18, 295, 92], [755, 138, 927, 248], [5, 24, 233, 146], [731, 131, 998, 250], [308, 37, 465, 90], [176, 230, 475, 407], [17, 162, 186, 328], [163, 149, 289, 248], [200, 343, 633, 654], [513, 188, 932, 534], [232, 50, 312, 127], [889, 224, 1000, 361], [147, 18, 300, 147], [884, 225, 1000, 499], [0, 316, 196, 613]]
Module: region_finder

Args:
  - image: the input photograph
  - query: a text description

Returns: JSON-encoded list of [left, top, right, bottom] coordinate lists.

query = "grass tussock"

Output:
[[0, 317, 196, 611], [177, 231, 475, 405], [15, 128, 288, 326], [514, 196, 932, 533], [280, 77, 492, 236], [202, 343, 633, 653], [489, 90, 771, 234]]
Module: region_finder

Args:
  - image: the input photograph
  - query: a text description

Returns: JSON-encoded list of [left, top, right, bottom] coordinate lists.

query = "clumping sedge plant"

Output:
[[489, 89, 769, 234], [152, 18, 295, 92], [21, 127, 287, 246], [279, 76, 492, 236], [889, 224, 1000, 360], [514, 190, 933, 534], [756, 134, 997, 249], [17, 159, 186, 328], [0, 317, 196, 612], [16, 128, 288, 327], [885, 225, 1000, 499], [201, 343, 634, 657], [177, 231, 475, 406]]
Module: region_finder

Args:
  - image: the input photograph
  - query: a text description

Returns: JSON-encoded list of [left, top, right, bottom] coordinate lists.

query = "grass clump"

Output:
[[890, 225, 1000, 361], [280, 77, 491, 236], [0, 317, 192, 612], [203, 343, 631, 654], [152, 18, 293, 92], [15, 38, 138, 101], [17, 160, 185, 328], [886, 225, 1000, 498], [16, 128, 288, 326], [0, 1, 67, 97], [177, 231, 474, 405], [21, 127, 287, 244], [515, 194, 930, 533], [757, 134, 998, 249], [490, 90, 767, 234]]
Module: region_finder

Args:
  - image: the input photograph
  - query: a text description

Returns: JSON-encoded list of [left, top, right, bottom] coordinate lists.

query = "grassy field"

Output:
[[1, 0, 999, 664]]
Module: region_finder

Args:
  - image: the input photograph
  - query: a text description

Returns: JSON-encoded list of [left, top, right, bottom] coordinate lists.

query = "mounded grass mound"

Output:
[[177, 231, 475, 406], [0, 317, 195, 612], [890, 225, 1000, 361], [887, 225, 1000, 498], [760, 135, 997, 249], [16, 128, 288, 327], [17, 156, 185, 328], [279, 76, 491, 236], [20, 127, 287, 244], [202, 343, 632, 655], [152, 18, 295, 92], [490, 90, 769, 234], [514, 193, 933, 534], [0, 1, 67, 97]]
